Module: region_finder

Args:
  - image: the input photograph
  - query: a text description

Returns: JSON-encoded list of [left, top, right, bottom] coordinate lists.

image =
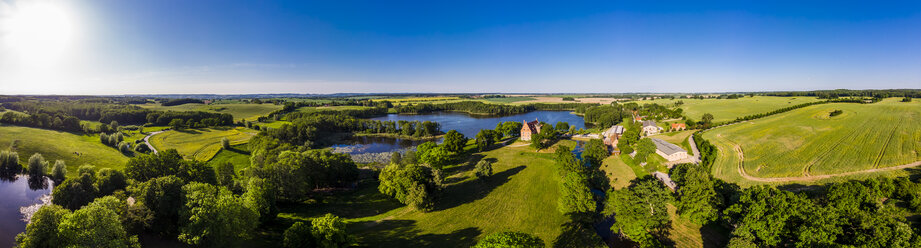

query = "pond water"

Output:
[[331, 111, 586, 156], [0, 175, 53, 247]]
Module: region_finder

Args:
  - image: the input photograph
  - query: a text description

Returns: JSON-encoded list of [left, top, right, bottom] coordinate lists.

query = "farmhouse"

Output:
[[651, 138, 689, 162], [602, 125, 625, 154], [520, 119, 543, 141], [671, 123, 686, 131], [642, 120, 663, 135]]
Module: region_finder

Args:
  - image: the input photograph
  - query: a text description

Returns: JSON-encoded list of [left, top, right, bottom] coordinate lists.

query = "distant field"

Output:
[[0, 125, 130, 176], [295, 105, 371, 113], [632, 96, 819, 123], [260, 140, 572, 247], [149, 127, 258, 161], [482, 97, 535, 103], [136, 103, 282, 121], [703, 98, 921, 186], [371, 96, 461, 104]]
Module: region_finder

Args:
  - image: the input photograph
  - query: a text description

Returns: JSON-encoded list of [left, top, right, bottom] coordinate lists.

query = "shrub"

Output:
[[0, 150, 21, 172], [474, 231, 544, 248], [475, 160, 493, 179], [51, 160, 67, 182], [27, 153, 48, 177], [221, 137, 231, 149]]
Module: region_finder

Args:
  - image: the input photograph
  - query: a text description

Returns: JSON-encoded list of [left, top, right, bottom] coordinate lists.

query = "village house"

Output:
[[602, 125, 625, 154], [651, 138, 689, 162], [671, 123, 686, 131], [520, 119, 542, 141], [642, 120, 663, 135]]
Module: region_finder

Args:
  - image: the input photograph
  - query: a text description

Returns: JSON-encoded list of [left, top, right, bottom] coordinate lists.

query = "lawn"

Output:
[[258, 141, 573, 247], [206, 144, 252, 172], [600, 155, 637, 189], [136, 103, 283, 122], [0, 125, 130, 176], [703, 98, 921, 187], [632, 96, 819, 123], [148, 127, 258, 161]]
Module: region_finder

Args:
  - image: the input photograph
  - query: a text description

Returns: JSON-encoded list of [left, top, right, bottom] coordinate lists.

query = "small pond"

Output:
[[0, 175, 53, 247]]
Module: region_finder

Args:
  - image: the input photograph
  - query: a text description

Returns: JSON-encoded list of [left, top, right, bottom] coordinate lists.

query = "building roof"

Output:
[[651, 138, 686, 155], [603, 125, 624, 137], [642, 120, 657, 127], [671, 123, 686, 128], [523, 119, 541, 134]]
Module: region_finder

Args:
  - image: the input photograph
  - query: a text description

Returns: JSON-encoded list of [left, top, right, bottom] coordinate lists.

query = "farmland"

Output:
[[136, 103, 283, 121], [148, 127, 258, 161], [0, 125, 130, 176], [632, 96, 819, 123], [703, 98, 921, 186]]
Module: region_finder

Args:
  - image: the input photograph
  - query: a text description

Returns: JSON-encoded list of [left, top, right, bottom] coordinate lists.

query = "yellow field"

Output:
[[148, 127, 258, 161]]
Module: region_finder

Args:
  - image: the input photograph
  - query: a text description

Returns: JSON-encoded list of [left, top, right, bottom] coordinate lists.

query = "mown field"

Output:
[[136, 103, 282, 121], [632, 96, 819, 123], [253, 140, 573, 247], [0, 125, 130, 176], [149, 127, 258, 161], [703, 98, 921, 187]]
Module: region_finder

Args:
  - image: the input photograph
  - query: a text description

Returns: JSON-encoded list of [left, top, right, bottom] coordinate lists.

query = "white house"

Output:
[[651, 138, 689, 162], [642, 120, 663, 136]]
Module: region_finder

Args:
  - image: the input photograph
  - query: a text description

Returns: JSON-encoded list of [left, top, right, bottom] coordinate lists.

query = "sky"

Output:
[[0, 0, 919, 94]]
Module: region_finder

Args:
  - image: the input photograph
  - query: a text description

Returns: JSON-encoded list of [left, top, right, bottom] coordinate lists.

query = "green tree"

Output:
[[95, 168, 128, 196], [52, 173, 98, 210], [57, 199, 139, 248], [496, 121, 523, 137], [178, 160, 217, 184], [634, 138, 656, 164], [723, 186, 804, 247], [607, 176, 673, 247], [443, 130, 467, 153], [27, 153, 48, 177], [283, 222, 315, 248], [671, 164, 719, 225], [555, 121, 570, 132], [582, 139, 609, 167], [475, 129, 498, 152], [125, 149, 183, 182], [557, 173, 595, 215], [51, 160, 67, 182], [311, 213, 351, 248], [553, 146, 581, 175], [390, 152, 402, 165], [243, 177, 278, 223], [418, 143, 450, 168], [130, 175, 185, 235], [474, 231, 545, 248], [169, 119, 185, 130], [15, 205, 71, 248], [378, 163, 438, 211], [701, 113, 714, 124], [179, 182, 259, 247], [215, 162, 236, 186], [0, 150, 21, 172], [475, 160, 493, 179], [221, 137, 231, 150]]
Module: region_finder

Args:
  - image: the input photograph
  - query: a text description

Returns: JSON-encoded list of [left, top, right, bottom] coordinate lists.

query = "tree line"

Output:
[[394, 101, 595, 115]]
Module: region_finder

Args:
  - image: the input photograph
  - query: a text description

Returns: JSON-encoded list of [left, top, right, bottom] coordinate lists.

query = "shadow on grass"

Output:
[[278, 181, 404, 220], [699, 222, 731, 248], [350, 219, 481, 247], [553, 221, 606, 248], [173, 129, 203, 134], [432, 165, 525, 211]]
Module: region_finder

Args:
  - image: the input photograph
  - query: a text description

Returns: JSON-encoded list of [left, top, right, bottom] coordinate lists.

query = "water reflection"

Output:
[[0, 175, 53, 247]]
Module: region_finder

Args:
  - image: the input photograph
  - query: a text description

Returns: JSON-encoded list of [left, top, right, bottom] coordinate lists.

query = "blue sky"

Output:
[[0, 0, 919, 94]]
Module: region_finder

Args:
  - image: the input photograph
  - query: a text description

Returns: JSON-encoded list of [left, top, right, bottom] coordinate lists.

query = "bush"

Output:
[[221, 137, 231, 149], [0, 150, 21, 172], [474, 231, 545, 248], [283, 222, 315, 248], [475, 160, 493, 179], [51, 160, 67, 182], [117, 141, 131, 153]]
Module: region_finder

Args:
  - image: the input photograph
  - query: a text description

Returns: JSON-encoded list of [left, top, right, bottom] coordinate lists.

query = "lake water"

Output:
[[331, 111, 586, 155], [0, 175, 53, 247]]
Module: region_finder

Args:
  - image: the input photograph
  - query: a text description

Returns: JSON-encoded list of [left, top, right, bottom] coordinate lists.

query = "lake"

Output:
[[331, 111, 586, 156], [0, 175, 53, 247]]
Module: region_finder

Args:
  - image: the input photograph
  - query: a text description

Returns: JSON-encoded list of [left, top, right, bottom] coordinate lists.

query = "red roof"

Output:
[[671, 123, 686, 128], [523, 120, 541, 134]]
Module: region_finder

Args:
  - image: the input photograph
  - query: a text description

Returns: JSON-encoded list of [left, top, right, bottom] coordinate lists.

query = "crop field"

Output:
[[259, 140, 572, 247], [632, 96, 819, 123], [0, 125, 130, 176], [371, 96, 461, 104], [703, 98, 921, 186], [295, 105, 372, 113], [148, 127, 258, 161], [136, 103, 283, 121]]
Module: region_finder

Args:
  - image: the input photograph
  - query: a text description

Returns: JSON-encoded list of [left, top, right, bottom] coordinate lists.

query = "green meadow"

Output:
[[703, 98, 921, 187], [632, 96, 819, 123], [136, 103, 283, 121], [0, 125, 130, 176], [149, 127, 258, 161]]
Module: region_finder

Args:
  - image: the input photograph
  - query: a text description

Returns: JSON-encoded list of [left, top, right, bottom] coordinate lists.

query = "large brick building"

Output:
[[520, 119, 543, 141]]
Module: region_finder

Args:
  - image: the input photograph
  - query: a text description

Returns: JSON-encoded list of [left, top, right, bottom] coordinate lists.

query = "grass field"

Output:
[[482, 97, 536, 103], [295, 105, 372, 113], [206, 144, 252, 172], [703, 98, 921, 187], [149, 127, 258, 161], [600, 155, 637, 190], [632, 96, 819, 123], [0, 125, 130, 176], [136, 103, 282, 121], [254, 140, 573, 247]]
